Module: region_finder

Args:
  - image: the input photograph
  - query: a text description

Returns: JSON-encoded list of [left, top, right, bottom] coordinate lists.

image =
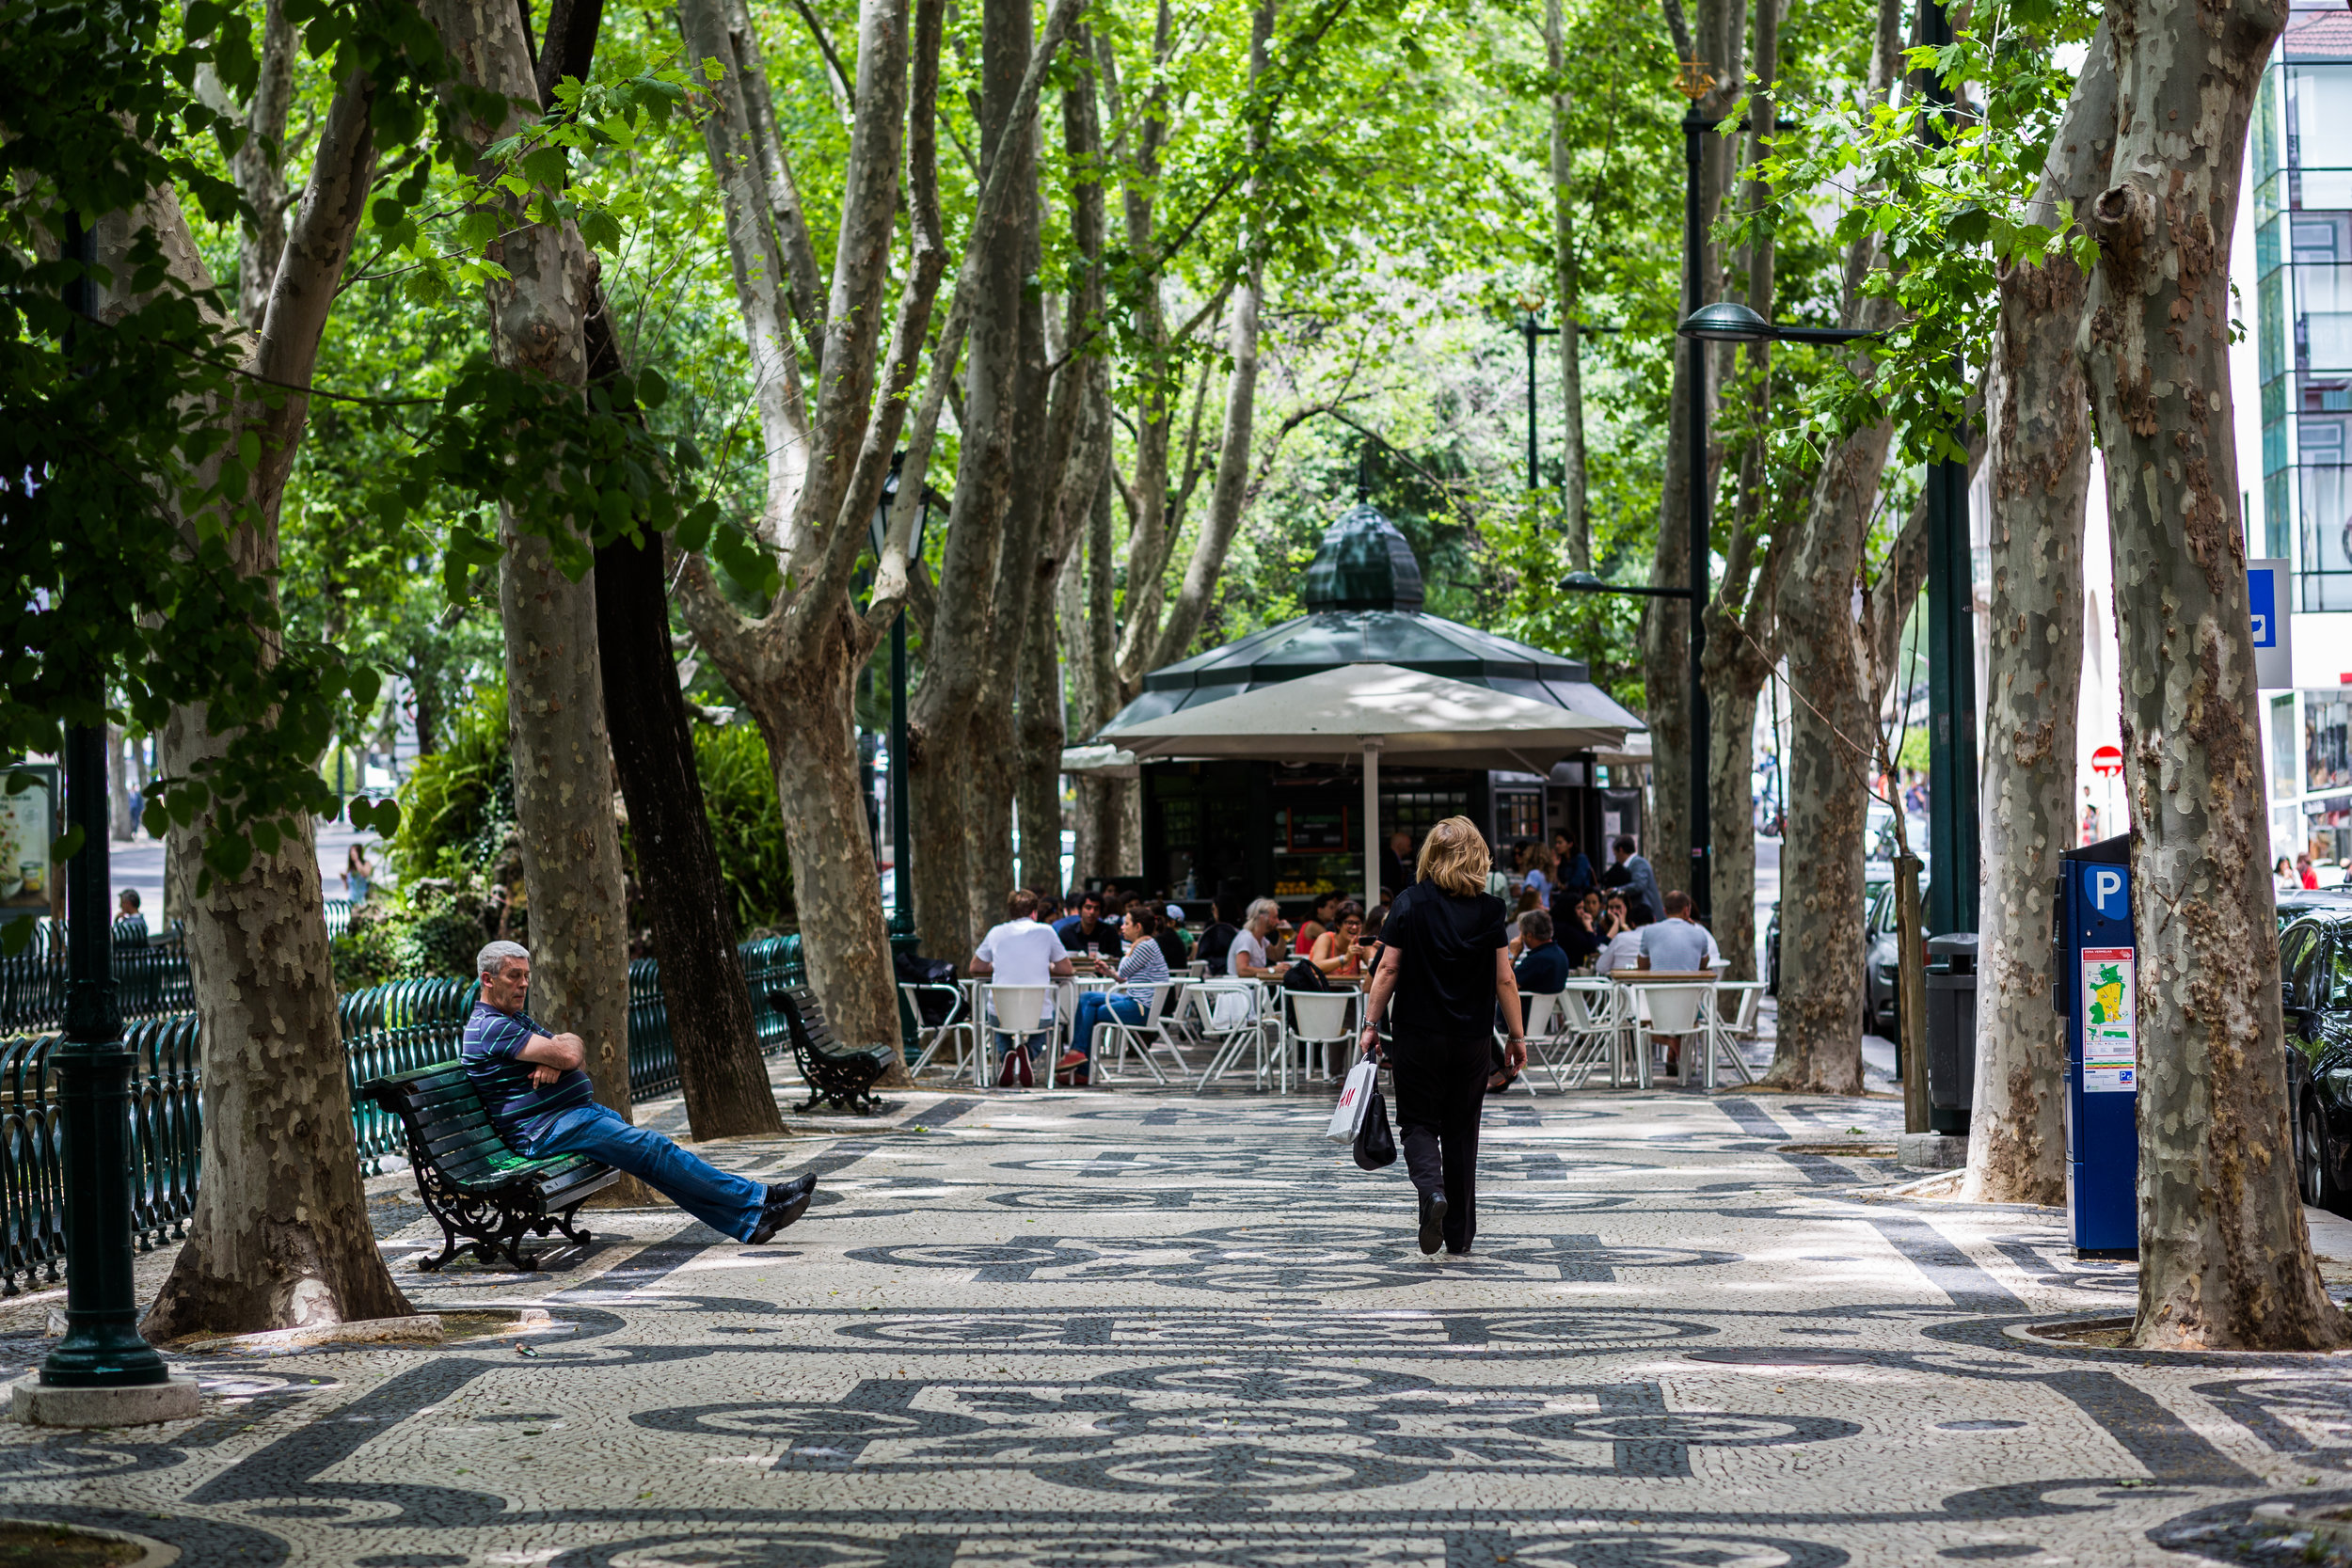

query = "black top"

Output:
[[1196, 921, 1239, 975], [1385, 881, 1507, 1038], [1155, 928, 1189, 970], [1555, 918, 1603, 962]]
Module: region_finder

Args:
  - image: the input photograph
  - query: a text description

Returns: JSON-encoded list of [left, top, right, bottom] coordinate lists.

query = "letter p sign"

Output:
[[2093, 868, 2124, 916]]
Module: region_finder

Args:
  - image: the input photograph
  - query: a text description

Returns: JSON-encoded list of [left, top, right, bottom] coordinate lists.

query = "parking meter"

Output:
[[2054, 833, 2137, 1256]]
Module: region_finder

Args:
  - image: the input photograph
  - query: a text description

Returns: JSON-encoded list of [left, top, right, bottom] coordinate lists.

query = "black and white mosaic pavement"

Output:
[[8, 1081, 2352, 1566]]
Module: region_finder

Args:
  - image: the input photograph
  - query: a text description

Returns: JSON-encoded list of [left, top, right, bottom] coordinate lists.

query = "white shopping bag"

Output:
[[1208, 990, 1253, 1031], [1326, 1056, 1378, 1143]]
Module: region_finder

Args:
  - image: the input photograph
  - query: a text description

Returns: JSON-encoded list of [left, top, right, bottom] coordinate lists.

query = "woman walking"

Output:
[[1358, 816, 1525, 1256]]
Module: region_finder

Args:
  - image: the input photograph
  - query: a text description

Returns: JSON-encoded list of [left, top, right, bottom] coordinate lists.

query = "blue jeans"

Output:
[[1070, 990, 1144, 1059], [524, 1103, 768, 1243]]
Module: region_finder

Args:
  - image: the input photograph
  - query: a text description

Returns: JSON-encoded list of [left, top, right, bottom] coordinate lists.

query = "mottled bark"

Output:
[[1963, 24, 2115, 1206], [140, 67, 411, 1336], [2079, 0, 2343, 1350], [108, 724, 133, 842], [1546, 0, 1588, 570], [426, 0, 636, 1142], [231, 0, 295, 331], [1765, 418, 1892, 1095], [909, 0, 1039, 960]]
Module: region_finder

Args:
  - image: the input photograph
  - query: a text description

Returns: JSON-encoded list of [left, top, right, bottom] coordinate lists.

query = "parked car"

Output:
[[1863, 879, 1927, 1041], [2276, 912, 2343, 1211], [2277, 889, 2352, 932]]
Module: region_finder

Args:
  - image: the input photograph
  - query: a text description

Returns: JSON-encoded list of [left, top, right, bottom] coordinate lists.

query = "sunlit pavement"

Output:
[[5, 1074, 2344, 1567]]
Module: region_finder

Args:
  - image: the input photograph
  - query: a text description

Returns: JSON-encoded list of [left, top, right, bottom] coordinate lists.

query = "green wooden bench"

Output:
[[361, 1061, 617, 1272], [776, 987, 896, 1115]]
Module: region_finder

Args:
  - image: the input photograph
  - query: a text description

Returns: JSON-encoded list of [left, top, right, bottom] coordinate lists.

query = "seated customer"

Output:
[[1229, 897, 1292, 983], [1493, 909, 1570, 1090], [1637, 890, 1722, 971], [1061, 906, 1172, 1085], [1155, 903, 1191, 970], [1306, 899, 1370, 977], [972, 888, 1075, 1089], [463, 942, 813, 1243], [1552, 898, 1603, 969], [1054, 893, 1123, 961], [1594, 894, 1645, 977]]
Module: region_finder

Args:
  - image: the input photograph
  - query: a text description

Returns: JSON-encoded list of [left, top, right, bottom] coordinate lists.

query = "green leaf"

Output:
[[0, 920, 31, 957], [349, 662, 382, 715], [51, 824, 86, 863], [709, 520, 781, 602]]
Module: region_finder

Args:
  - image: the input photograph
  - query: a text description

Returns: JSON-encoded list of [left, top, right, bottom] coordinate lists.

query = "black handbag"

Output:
[[1353, 1078, 1396, 1170]]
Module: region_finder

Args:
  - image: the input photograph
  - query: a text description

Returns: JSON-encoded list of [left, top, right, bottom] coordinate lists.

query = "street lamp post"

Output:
[[1563, 300, 1878, 931], [1516, 291, 1559, 491], [868, 465, 934, 972], [17, 217, 197, 1427]]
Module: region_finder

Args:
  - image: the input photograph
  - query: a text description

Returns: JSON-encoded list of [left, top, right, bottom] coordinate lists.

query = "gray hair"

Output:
[[476, 940, 531, 977], [1246, 897, 1280, 926]]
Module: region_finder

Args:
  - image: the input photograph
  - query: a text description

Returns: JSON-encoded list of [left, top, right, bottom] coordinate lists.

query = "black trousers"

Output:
[[1389, 1031, 1491, 1252]]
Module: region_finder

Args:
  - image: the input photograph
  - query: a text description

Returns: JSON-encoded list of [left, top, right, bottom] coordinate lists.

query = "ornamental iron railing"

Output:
[[0, 933, 808, 1294], [0, 919, 197, 1035]]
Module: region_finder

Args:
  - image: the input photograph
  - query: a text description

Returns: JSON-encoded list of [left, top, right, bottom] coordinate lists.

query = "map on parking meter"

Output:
[[2081, 947, 2137, 1092]]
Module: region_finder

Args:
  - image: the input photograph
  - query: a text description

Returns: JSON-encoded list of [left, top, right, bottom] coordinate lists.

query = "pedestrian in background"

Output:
[[1357, 816, 1525, 1257]]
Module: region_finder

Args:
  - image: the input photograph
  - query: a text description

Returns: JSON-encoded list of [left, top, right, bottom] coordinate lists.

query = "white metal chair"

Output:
[[1287, 990, 1359, 1084], [1508, 990, 1566, 1093], [1700, 980, 1765, 1089], [1092, 981, 1187, 1085], [1622, 980, 1713, 1086], [1188, 981, 1269, 1090], [1053, 975, 1119, 1057], [903, 981, 975, 1082], [977, 984, 1050, 1089], [1550, 980, 1625, 1089]]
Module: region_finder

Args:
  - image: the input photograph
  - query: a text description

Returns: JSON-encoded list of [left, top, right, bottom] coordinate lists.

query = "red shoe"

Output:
[[1057, 1051, 1089, 1073], [997, 1053, 1019, 1087], [1015, 1050, 1034, 1088]]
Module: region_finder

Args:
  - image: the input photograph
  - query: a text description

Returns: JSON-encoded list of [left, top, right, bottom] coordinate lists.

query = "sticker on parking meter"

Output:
[[2081, 947, 2137, 1092]]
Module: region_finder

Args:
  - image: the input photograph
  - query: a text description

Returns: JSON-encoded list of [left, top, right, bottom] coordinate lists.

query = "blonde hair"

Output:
[[1415, 816, 1491, 897]]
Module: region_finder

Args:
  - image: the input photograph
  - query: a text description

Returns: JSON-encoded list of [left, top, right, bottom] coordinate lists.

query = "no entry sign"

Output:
[[2091, 745, 2123, 779]]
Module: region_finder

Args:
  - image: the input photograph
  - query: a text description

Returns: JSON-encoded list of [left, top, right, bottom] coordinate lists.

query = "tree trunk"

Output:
[[1016, 584, 1064, 894], [1963, 24, 2115, 1206], [427, 0, 639, 1143], [2082, 0, 2344, 1351], [732, 610, 902, 1053], [596, 526, 782, 1138], [1545, 0, 1588, 571], [908, 0, 1037, 960], [231, 0, 295, 332], [139, 61, 411, 1338], [1708, 683, 1761, 980], [107, 724, 133, 842], [1764, 420, 1892, 1094]]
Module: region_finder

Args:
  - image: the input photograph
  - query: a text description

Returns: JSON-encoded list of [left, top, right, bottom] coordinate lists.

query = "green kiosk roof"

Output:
[[1097, 502, 1644, 739]]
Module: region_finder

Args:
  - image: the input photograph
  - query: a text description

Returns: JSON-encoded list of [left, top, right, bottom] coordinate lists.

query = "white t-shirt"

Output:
[[1596, 929, 1646, 976], [1230, 926, 1271, 974], [976, 918, 1065, 1019]]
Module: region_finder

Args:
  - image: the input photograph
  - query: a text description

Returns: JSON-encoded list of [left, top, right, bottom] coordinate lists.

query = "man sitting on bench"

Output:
[[464, 941, 815, 1244]]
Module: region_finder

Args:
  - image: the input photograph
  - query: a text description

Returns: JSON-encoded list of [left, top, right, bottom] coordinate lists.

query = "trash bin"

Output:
[[1923, 933, 1978, 1135]]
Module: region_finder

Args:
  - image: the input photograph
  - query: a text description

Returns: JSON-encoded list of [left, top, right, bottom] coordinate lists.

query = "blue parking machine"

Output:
[[2054, 833, 2138, 1257]]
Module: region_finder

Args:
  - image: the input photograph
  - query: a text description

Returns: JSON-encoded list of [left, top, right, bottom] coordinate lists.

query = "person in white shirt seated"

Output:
[[972, 888, 1074, 1088], [1637, 890, 1722, 971], [1593, 893, 1645, 977], [1228, 897, 1293, 984]]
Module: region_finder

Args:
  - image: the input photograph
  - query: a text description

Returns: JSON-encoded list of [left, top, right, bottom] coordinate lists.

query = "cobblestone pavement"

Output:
[[8, 1080, 2352, 1567]]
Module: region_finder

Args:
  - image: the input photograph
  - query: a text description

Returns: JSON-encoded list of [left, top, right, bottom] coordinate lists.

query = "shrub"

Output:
[[691, 721, 794, 931], [389, 682, 514, 885]]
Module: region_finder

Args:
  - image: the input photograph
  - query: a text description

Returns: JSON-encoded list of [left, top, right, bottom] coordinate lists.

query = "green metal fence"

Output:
[[0, 933, 809, 1294], [0, 920, 197, 1035]]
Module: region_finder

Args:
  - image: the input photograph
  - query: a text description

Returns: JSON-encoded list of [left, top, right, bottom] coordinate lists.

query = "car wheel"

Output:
[[2302, 1098, 2343, 1210]]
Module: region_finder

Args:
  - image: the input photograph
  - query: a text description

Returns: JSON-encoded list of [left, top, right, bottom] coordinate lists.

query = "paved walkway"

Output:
[[5, 1082, 2349, 1566]]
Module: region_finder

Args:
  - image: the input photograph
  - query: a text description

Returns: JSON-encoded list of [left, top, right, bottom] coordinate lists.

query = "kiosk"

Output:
[[2056, 833, 2138, 1256]]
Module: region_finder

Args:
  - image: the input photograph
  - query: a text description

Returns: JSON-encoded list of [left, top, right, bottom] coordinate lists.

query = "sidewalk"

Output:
[[3, 1069, 2339, 1566]]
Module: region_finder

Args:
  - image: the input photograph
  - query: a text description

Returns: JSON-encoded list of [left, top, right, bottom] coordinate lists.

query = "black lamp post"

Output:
[[868, 463, 934, 971], [1559, 300, 1877, 931], [1515, 290, 1558, 491], [24, 217, 192, 1426]]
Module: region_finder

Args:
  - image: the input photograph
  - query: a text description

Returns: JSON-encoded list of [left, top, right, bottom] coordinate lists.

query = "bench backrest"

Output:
[[362, 1062, 577, 1195], [778, 987, 847, 1057]]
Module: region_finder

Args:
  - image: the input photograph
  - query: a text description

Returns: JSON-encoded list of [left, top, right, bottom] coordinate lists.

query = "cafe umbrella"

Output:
[[1104, 662, 1632, 911]]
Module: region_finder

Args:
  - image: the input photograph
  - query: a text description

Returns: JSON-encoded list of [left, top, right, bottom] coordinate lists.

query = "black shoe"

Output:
[[1445, 1245, 1472, 1257], [765, 1174, 816, 1208], [1417, 1191, 1447, 1255], [748, 1178, 817, 1243]]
